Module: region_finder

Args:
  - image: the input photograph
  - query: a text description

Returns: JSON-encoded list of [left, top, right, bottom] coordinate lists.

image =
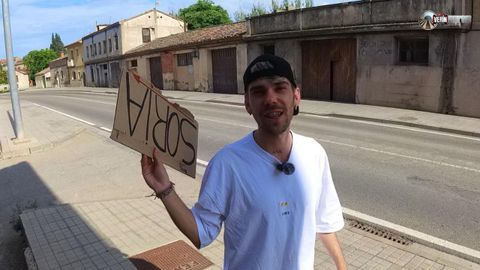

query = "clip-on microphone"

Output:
[[276, 162, 295, 175]]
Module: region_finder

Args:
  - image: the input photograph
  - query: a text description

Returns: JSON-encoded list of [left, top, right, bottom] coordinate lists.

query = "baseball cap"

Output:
[[243, 54, 297, 91]]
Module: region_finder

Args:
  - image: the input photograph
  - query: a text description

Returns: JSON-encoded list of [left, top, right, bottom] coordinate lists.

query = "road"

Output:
[[4, 88, 480, 251]]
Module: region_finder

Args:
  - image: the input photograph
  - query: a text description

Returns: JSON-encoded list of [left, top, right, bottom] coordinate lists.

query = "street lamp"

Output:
[[2, 0, 24, 139]]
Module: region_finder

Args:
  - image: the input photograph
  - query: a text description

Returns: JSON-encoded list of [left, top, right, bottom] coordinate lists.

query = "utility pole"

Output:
[[2, 0, 24, 139], [154, 0, 159, 39]]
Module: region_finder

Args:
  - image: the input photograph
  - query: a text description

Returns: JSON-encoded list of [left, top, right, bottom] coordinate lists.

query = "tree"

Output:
[[271, 0, 280, 12], [49, 33, 65, 55], [304, 0, 313, 8], [179, 0, 232, 30], [0, 69, 7, 84], [23, 49, 57, 81], [234, 3, 267, 22]]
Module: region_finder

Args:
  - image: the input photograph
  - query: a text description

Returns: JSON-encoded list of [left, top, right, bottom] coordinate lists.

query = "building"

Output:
[[243, 0, 480, 118], [49, 54, 69, 87], [15, 68, 30, 90], [124, 22, 247, 93], [65, 40, 85, 87], [35, 67, 52, 88], [82, 9, 185, 88]]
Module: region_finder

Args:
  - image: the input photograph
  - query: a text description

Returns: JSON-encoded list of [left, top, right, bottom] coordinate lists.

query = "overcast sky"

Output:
[[0, 0, 351, 59]]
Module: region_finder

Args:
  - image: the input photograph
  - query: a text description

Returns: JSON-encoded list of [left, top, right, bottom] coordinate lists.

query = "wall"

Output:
[[16, 71, 30, 90], [453, 31, 480, 117], [121, 10, 184, 54]]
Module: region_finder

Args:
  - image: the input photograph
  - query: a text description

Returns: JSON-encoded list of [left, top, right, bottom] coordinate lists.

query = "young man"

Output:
[[141, 54, 347, 269]]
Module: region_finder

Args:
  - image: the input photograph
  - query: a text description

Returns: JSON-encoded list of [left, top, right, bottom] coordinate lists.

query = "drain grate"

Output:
[[130, 240, 213, 270], [348, 219, 413, 246]]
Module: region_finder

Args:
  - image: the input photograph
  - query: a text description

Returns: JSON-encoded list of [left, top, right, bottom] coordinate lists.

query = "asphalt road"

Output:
[[5, 88, 480, 251]]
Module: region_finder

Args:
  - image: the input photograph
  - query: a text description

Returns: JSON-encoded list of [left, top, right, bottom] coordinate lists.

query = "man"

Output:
[[141, 54, 347, 269]]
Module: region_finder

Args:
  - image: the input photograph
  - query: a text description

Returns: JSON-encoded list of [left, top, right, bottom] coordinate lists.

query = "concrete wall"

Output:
[[173, 51, 195, 91], [250, 0, 463, 35], [453, 31, 480, 117], [50, 66, 69, 87]]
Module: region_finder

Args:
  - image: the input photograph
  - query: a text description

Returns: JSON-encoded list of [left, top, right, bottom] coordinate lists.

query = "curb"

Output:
[[343, 208, 480, 264], [0, 128, 85, 160]]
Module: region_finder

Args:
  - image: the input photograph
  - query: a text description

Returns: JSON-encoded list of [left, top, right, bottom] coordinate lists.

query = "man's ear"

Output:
[[244, 92, 252, 115], [294, 87, 301, 106]]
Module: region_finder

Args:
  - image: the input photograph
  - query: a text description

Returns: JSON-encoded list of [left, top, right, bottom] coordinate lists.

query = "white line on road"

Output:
[[100, 127, 112, 132], [32, 103, 96, 126], [303, 113, 480, 142], [317, 138, 480, 174], [197, 159, 209, 167]]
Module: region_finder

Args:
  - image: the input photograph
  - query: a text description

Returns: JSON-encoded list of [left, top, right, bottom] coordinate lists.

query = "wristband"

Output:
[[155, 182, 175, 200]]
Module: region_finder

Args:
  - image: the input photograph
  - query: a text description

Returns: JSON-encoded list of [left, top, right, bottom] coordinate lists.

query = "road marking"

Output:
[[100, 127, 112, 132], [197, 116, 255, 129], [197, 159, 209, 167], [317, 138, 480, 174], [32, 103, 96, 126], [303, 114, 480, 142]]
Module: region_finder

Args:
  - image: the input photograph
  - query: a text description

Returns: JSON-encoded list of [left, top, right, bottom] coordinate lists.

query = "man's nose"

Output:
[[264, 88, 278, 105]]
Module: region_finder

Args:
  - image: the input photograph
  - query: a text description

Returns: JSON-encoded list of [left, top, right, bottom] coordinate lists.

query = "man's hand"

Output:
[[141, 148, 171, 193]]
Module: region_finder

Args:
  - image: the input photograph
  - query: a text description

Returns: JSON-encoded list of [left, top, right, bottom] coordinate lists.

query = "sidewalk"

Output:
[[1, 91, 479, 269]]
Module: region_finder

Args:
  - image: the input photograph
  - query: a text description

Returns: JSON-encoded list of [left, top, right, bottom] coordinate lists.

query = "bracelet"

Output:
[[154, 182, 175, 200]]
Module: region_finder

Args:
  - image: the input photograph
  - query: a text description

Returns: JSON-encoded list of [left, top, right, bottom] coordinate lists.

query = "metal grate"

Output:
[[130, 240, 213, 270], [348, 219, 413, 246]]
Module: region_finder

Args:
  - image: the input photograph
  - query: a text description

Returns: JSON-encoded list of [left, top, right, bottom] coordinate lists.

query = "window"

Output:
[[73, 72, 77, 80], [263, 45, 275, 55], [114, 34, 119, 50], [90, 45, 93, 57], [142, 28, 151, 43], [71, 50, 74, 61], [103, 40, 107, 54], [94, 44, 97, 56], [86, 47, 89, 58], [177, 53, 193, 66], [109, 39, 112, 52], [130, 59, 138, 67], [76, 49, 79, 57], [90, 66, 95, 82], [61, 71, 64, 79], [397, 37, 429, 65], [98, 42, 102, 54]]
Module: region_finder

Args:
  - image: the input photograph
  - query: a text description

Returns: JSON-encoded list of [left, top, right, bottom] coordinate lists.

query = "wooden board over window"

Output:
[[212, 48, 238, 94], [302, 39, 356, 103]]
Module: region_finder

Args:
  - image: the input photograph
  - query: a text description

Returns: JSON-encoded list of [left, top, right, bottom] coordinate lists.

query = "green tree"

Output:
[[49, 33, 65, 55], [271, 0, 280, 12], [179, 0, 232, 30], [304, 0, 313, 8], [234, 3, 267, 22], [0, 68, 7, 84], [23, 49, 57, 81]]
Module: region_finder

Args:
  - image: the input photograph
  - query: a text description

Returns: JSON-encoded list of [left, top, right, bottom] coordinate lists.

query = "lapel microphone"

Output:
[[276, 162, 295, 175]]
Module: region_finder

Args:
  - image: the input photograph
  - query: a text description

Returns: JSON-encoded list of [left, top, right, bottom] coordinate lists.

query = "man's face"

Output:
[[245, 76, 300, 136]]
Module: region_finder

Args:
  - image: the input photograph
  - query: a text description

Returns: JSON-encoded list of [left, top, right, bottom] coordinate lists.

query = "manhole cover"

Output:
[[130, 240, 213, 270]]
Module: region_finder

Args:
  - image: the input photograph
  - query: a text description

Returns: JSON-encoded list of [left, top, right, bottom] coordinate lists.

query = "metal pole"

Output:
[[2, 0, 24, 139]]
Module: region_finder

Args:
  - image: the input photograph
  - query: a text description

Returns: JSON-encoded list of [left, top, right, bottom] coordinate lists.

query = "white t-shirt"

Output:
[[191, 131, 344, 270]]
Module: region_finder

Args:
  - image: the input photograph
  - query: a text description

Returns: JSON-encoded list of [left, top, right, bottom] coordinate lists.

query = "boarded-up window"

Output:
[[177, 53, 193, 66], [130, 59, 138, 67], [397, 37, 428, 65], [142, 28, 151, 43]]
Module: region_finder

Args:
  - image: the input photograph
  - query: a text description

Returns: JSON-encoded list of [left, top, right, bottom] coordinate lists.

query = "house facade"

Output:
[[49, 56, 69, 87], [124, 22, 247, 93], [82, 9, 185, 88], [65, 40, 85, 87], [35, 67, 52, 88], [244, 0, 480, 118]]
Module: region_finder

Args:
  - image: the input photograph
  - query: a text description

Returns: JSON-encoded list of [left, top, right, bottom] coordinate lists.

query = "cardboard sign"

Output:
[[110, 69, 198, 178]]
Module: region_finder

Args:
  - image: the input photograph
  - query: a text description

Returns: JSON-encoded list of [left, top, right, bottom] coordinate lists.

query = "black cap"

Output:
[[243, 54, 296, 91]]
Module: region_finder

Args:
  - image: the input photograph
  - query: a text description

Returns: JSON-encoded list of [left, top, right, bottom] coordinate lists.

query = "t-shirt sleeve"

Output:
[[191, 154, 231, 248], [316, 149, 345, 233]]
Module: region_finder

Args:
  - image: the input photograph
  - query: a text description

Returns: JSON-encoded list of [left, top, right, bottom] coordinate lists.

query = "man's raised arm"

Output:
[[141, 148, 200, 248]]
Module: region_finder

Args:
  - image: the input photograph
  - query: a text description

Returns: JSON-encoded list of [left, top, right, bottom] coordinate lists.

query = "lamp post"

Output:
[[2, 0, 24, 139]]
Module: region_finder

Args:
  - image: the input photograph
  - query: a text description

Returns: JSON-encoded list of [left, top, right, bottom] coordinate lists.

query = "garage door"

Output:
[[212, 48, 237, 94], [302, 39, 356, 103]]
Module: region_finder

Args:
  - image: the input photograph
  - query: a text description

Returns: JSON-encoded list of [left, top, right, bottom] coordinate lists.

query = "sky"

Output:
[[0, 0, 351, 59]]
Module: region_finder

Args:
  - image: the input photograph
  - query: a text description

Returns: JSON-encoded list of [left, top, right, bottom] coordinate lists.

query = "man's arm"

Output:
[[141, 148, 200, 248], [318, 232, 347, 270]]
